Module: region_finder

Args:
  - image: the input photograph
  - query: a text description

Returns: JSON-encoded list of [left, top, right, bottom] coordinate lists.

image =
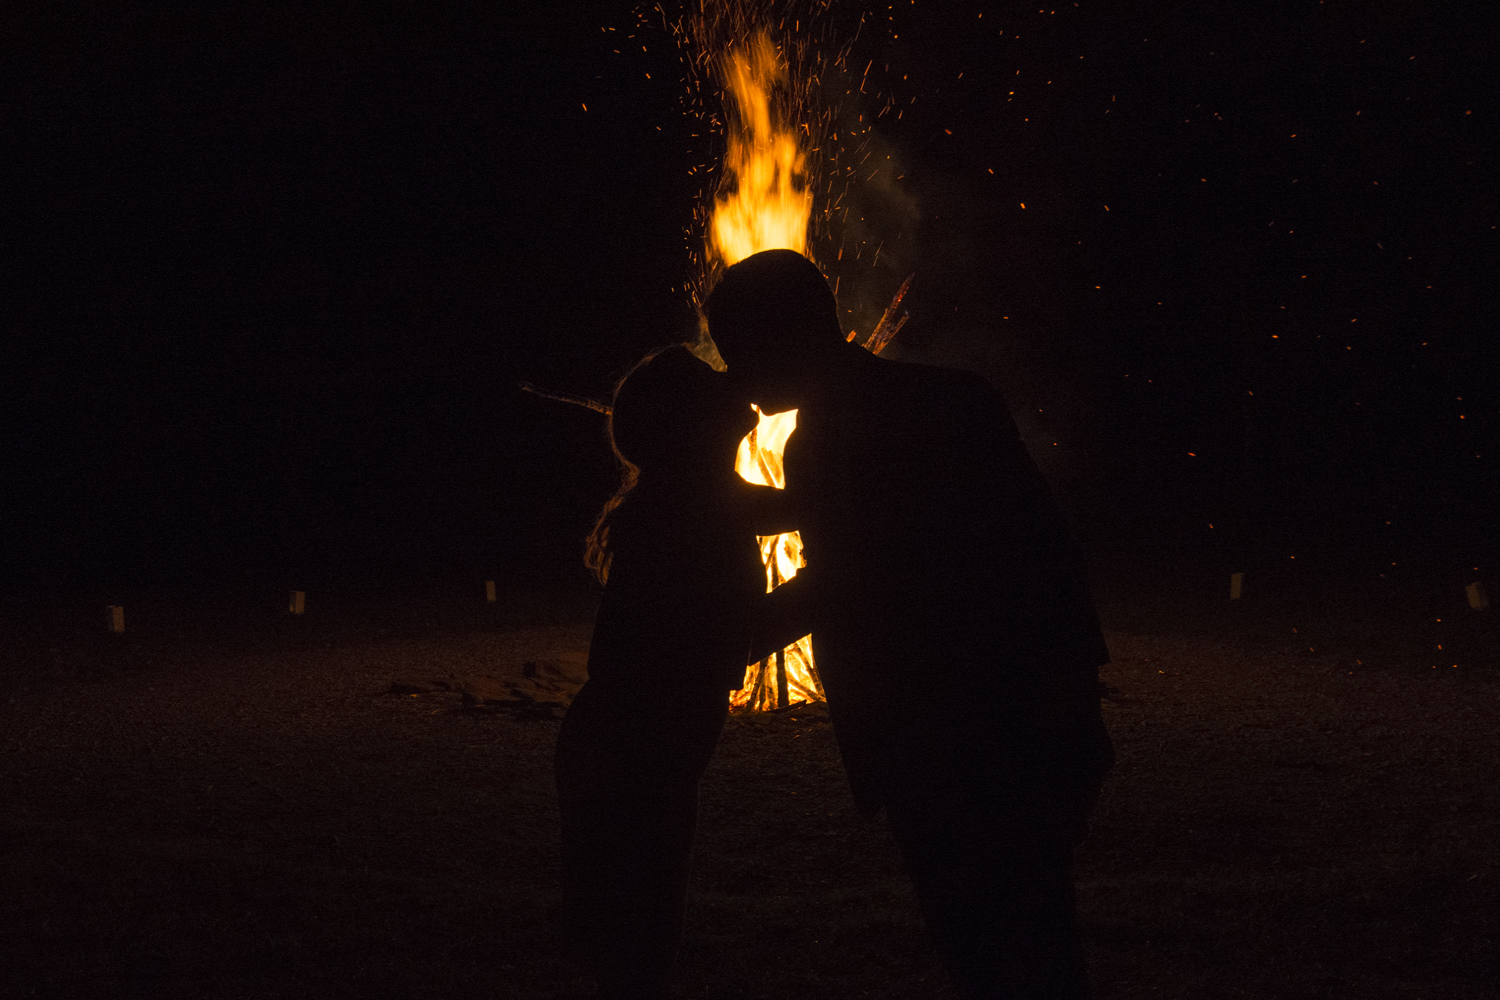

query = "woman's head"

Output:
[[607, 344, 749, 478], [584, 344, 755, 582]]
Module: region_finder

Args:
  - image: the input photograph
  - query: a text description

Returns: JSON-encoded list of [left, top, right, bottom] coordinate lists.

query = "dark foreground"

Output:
[[1, 580, 1496, 999]]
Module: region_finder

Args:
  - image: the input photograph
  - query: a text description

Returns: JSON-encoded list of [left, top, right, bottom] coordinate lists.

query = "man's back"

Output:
[[787, 350, 1106, 676], [707, 250, 1106, 997], [785, 349, 1109, 811]]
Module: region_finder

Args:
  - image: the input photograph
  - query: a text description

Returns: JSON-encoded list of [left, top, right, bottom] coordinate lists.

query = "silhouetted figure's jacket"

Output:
[[769, 346, 1111, 1000], [782, 346, 1112, 817], [709, 249, 1110, 999]]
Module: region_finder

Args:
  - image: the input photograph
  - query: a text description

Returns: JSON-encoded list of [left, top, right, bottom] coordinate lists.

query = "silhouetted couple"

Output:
[[555, 249, 1114, 999]]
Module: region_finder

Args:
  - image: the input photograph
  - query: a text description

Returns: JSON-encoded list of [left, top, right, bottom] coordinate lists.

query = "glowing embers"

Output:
[[709, 33, 813, 270], [730, 406, 823, 712]]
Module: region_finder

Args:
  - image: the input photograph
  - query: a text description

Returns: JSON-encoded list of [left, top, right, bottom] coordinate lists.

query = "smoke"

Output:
[[811, 97, 921, 343]]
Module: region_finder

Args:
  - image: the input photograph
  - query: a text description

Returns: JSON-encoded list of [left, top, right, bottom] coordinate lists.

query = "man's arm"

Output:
[[739, 426, 804, 536], [746, 570, 819, 665], [739, 481, 800, 536]]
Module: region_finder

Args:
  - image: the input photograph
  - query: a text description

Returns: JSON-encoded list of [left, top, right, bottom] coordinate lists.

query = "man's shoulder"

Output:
[[867, 354, 990, 392], [864, 357, 1009, 425]]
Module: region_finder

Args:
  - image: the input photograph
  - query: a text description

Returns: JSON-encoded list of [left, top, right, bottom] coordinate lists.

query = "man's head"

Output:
[[705, 249, 843, 407]]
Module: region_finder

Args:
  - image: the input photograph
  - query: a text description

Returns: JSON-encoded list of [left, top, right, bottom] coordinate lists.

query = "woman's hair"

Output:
[[583, 344, 718, 583]]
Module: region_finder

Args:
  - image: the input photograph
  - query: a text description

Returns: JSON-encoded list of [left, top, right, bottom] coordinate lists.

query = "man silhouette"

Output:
[[708, 249, 1114, 1000]]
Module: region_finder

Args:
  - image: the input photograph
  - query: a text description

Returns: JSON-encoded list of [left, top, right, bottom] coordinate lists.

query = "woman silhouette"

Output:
[[555, 344, 800, 1000]]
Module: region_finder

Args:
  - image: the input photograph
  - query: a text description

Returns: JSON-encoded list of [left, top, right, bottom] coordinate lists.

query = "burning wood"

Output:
[[855, 273, 913, 355], [729, 405, 822, 712]]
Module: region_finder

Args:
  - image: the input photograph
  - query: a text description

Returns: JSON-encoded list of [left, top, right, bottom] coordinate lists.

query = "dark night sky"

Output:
[[3, 2, 1495, 596]]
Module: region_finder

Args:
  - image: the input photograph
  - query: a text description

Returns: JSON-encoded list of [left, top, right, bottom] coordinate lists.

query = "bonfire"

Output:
[[702, 24, 909, 711], [525, 8, 911, 711]]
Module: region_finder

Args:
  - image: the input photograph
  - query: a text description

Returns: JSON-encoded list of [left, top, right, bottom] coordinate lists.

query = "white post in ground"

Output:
[[106, 605, 125, 632], [1230, 572, 1244, 600], [485, 580, 497, 602], [289, 590, 306, 615], [1466, 581, 1489, 610]]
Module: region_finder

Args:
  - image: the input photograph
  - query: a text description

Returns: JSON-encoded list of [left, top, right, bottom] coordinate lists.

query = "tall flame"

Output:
[[709, 33, 812, 268], [711, 34, 822, 712]]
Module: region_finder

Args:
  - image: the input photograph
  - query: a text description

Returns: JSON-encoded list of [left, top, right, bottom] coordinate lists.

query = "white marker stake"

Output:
[[1230, 572, 1244, 600], [1466, 582, 1489, 610], [289, 590, 306, 615], [485, 580, 497, 602], [107, 605, 125, 632]]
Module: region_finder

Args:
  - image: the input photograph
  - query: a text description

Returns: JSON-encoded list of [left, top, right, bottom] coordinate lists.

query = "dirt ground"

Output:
[[1, 579, 1496, 999]]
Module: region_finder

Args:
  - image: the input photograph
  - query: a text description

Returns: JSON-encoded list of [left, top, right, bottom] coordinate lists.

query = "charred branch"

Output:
[[860, 272, 914, 356], [518, 382, 612, 416]]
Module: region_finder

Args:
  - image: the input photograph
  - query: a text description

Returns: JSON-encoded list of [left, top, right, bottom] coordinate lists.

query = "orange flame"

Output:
[[730, 406, 823, 712], [709, 34, 821, 711], [709, 32, 812, 269]]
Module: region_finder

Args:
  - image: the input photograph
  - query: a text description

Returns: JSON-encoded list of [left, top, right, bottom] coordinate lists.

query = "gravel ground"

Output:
[[1083, 634, 1498, 999], [1, 585, 1496, 999]]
